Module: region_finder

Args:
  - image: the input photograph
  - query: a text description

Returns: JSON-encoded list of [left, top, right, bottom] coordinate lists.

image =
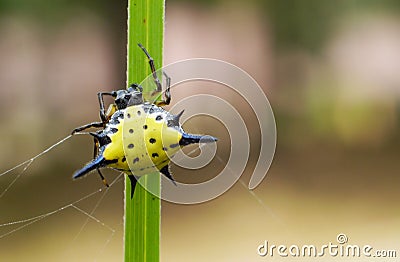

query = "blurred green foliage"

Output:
[[0, 0, 125, 27], [263, 0, 400, 52], [0, 0, 398, 147], [3, 0, 400, 52]]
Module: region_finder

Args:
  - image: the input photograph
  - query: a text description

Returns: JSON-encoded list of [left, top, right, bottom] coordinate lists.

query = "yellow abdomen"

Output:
[[102, 104, 182, 176]]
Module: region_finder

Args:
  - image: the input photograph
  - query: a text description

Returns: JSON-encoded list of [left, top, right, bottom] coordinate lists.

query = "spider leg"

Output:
[[97, 92, 117, 122], [154, 71, 171, 106], [163, 71, 171, 105], [71, 122, 104, 135], [138, 44, 171, 106], [138, 43, 162, 93], [96, 168, 109, 187], [92, 136, 99, 157]]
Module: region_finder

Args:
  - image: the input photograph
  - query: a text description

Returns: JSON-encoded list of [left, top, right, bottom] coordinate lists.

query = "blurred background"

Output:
[[0, 0, 399, 261]]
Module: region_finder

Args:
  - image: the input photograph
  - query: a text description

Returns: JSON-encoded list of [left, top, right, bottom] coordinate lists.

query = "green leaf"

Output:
[[125, 0, 164, 261]]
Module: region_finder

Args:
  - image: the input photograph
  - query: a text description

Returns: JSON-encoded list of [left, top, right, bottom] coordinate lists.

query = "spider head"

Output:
[[114, 84, 143, 109]]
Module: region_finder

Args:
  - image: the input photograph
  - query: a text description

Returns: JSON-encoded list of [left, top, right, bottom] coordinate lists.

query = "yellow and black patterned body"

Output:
[[73, 101, 216, 196], [72, 44, 216, 197], [98, 103, 185, 176]]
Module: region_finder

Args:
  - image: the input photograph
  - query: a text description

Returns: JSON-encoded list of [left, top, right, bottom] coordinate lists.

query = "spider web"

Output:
[[0, 133, 213, 261], [0, 134, 124, 261], [0, 131, 285, 261]]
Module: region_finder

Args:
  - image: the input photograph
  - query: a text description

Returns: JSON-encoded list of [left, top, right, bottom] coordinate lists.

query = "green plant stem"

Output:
[[125, 0, 164, 261]]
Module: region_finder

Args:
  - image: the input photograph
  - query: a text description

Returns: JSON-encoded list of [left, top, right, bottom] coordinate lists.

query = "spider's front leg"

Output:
[[71, 122, 104, 135], [154, 71, 171, 106], [138, 43, 171, 106]]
